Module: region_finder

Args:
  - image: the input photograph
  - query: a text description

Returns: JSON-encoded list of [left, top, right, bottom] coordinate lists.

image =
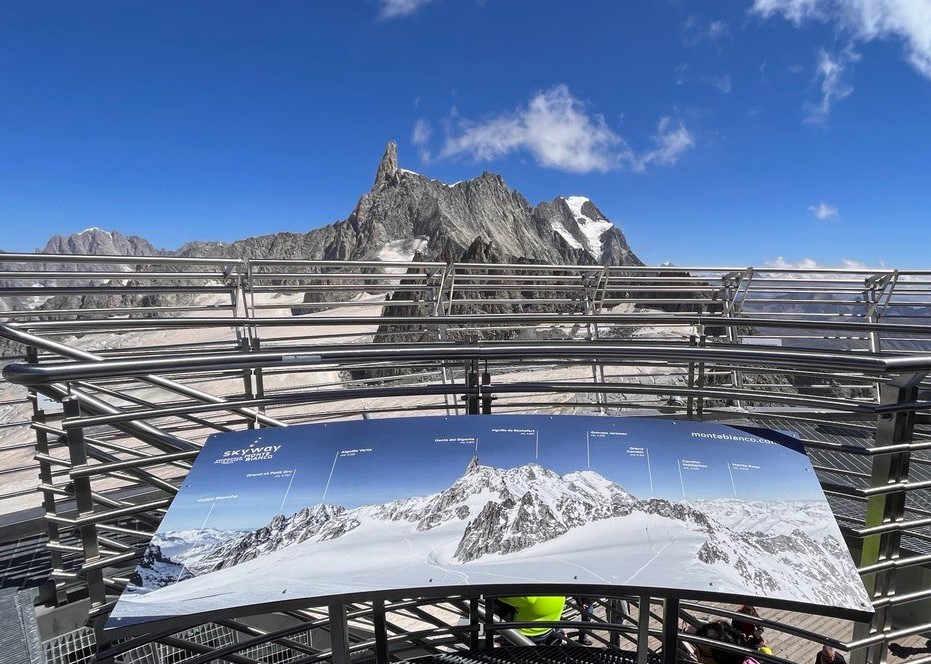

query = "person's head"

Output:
[[695, 621, 748, 664], [822, 646, 835, 661], [733, 606, 761, 637]]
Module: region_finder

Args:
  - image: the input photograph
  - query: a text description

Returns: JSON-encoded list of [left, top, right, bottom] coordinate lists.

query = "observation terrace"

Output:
[[1, 254, 930, 664]]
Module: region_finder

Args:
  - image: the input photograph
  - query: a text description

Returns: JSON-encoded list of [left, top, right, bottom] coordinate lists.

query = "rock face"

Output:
[[133, 462, 867, 609], [183, 504, 347, 575], [159, 462, 641, 576], [295, 141, 642, 266], [17, 142, 642, 269], [0, 229, 165, 314], [42, 228, 162, 257], [5, 141, 649, 326], [127, 544, 193, 591]]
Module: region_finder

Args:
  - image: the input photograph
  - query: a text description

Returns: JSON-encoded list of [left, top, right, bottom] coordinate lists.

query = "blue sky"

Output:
[[2, 1, 929, 267], [160, 415, 822, 532]]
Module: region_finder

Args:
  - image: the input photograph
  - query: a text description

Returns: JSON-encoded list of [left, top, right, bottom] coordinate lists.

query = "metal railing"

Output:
[[2, 255, 931, 664]]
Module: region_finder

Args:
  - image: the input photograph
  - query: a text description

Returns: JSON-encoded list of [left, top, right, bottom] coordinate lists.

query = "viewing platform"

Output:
[[1, 255, 930, 664]]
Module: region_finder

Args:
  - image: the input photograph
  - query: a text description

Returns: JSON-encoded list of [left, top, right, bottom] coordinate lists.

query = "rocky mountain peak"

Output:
[[373, 140, 399, 188], [17, 142, 644, 284], [43, 227, 162, 257]]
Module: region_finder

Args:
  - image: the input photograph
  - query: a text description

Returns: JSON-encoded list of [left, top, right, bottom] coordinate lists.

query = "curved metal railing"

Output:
[[2, 257, 931, 664]]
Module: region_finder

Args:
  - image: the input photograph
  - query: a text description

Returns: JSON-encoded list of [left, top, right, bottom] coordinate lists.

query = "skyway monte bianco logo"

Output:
[[214, 442, 283, 464], [689, 431, 776, 444]]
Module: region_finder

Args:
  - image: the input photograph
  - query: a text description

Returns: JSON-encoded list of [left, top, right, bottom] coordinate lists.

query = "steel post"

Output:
[[63, 397, 108, 641], [328, 602, 350, 664], [637, 596, 651, 664], [372, 600, 389, 664], [661, 597, 679, 664], [852, 377, 921, 664]]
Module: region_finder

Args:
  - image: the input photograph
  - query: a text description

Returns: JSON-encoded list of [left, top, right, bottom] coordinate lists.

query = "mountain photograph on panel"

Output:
[[108, 415, 870, 628]]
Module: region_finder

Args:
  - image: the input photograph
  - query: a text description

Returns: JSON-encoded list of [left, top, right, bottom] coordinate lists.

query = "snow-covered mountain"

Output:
[[4, 142, 645, 320], [123, 460, 868, 612], [178, 504, 347, 574], [173, 462, 638, 575], [691, 499, 839, 539], [153, 527, 247, 561], [174, 142, 642, 267], [127, 544, 194, 591], [9, 142, 641, 271], [42, 228, 162, 257]]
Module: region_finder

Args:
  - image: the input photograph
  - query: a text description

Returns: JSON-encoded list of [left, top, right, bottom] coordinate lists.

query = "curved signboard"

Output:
[[107, 415, 871, 633]]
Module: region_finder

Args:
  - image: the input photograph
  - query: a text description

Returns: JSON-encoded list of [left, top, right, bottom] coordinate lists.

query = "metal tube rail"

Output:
[[7, 341, 931, 384], [0, 322, 288, 428], [40, 380, 902, 432], [14, 312, 931, 335], [68, 449, 200, 478], [0, 252, 243, 265]]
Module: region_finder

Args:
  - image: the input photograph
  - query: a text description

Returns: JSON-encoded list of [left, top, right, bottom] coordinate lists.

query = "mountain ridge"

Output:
[[128, 460, 868, 610], [14, 141, 643, 269]]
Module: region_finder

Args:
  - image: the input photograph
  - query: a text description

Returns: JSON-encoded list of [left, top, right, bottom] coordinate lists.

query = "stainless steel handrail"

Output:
[[6, 341, 931, 384], [4, 257, 931, 664]]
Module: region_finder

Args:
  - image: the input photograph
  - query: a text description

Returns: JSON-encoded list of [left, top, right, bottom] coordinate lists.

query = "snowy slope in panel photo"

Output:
[[108, 415, 871, 628]]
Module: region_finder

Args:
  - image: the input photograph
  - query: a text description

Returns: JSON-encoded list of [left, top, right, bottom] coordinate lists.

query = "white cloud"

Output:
[[378, 0, 434, 19], [806, 48, 859, 122], [674, 66, 732, 93], [674, 64, 691, 85], [412, 119, 432, 162], [683, 17, 731, 45], [711, 73, 733, 93], [808, 201, 840, 219], [439, 85, 694, 174], [636, 117, 695, 170], [764, 256, 879, 270], [752, 0, 828, 23], [708, 20, 730, 40], [751, 0, 931, 80], [764, 256, 824, 269]]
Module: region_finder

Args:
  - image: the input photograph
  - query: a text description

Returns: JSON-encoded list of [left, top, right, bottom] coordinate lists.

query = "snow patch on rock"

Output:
[[563, 196, 614, 260]]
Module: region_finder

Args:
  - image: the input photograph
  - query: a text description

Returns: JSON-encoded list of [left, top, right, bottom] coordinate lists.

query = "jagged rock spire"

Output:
[[465, 455, 480, 475], [373, 140, 398, 188]]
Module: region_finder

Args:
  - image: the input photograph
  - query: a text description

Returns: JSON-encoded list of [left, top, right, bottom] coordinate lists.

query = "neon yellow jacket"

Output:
[[499, 596, 566, 637]]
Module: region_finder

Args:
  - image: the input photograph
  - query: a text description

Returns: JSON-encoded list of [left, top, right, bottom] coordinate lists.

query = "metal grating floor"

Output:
[[409, 646, 663, 664]]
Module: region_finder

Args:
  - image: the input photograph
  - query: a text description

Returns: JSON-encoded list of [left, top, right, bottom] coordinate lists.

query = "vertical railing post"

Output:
[[27, 347, 67, 605], [240, 336, 257, 430], [481, 362, 493, 415], [686, 336, 695, 419], [661, 597, 679, 664], [637, 596, 651, 664], [328, 602, 351, 664], [372, 599, 389, 664], [469, 596, 480, 650], [252, 336, 267, 422], [430, 265, 457, 416], [722, 271, 745, 408], [62, 397, 107, 637], [696, 336, 706, 421], [583, 269, 608, 413], [864, 271, 898, 402], [851, 374, 923, 664], [483, 596, 495, 649], [466, 358, 480, 415]]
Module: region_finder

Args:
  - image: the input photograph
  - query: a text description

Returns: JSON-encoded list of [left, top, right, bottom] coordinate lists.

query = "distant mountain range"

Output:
[[125, 459, 868, 611], [0, 141, 646, 319], [14, 141, 642, 268]]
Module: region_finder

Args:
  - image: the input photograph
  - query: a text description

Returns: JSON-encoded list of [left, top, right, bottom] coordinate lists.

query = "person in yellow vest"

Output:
[[498, 596, 567, 645]]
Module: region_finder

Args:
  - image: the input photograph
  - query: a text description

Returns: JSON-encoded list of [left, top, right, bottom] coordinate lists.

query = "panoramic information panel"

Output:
[[108, 415, 870, 630]]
